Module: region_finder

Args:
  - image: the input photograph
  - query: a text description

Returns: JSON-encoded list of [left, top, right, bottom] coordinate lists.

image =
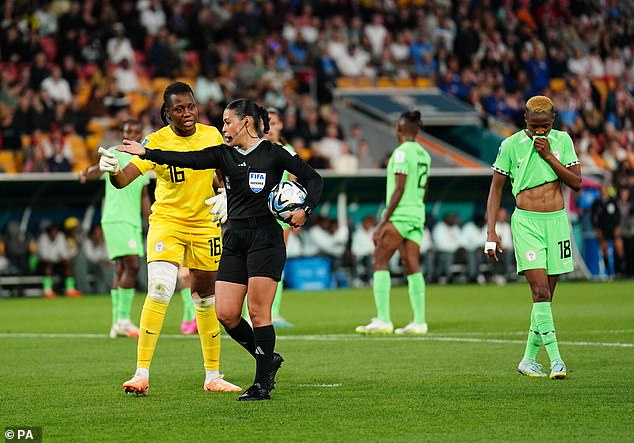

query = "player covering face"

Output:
[[485, 95, 581, 379]]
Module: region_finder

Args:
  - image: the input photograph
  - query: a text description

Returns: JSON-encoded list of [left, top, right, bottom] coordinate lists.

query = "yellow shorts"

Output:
[[146, 223, 222, 271]]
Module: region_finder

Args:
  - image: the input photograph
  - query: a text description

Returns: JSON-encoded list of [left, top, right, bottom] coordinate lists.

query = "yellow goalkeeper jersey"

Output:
[[130, 123, 222, 229]]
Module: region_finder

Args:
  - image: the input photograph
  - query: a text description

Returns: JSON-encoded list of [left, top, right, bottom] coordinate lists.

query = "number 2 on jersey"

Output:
[[417, 162, 429, 189]]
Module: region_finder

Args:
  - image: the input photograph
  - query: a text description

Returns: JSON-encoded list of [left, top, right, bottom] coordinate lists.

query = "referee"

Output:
[[117, 99, 323, 400]]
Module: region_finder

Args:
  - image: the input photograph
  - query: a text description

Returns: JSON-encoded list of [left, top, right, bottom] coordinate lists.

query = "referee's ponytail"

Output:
[[226, 99, 270, 138], [161, 81, 195, 125]]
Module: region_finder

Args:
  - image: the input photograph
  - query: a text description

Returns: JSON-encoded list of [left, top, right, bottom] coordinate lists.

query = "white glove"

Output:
[[98, 147, 120, 175], [205, 188, 227, 224]]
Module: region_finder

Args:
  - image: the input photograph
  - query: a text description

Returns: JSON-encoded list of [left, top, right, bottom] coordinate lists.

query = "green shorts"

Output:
[[511, 208, 574, 275], [389, 219, 423, 246], [102, 222, 145, 260]]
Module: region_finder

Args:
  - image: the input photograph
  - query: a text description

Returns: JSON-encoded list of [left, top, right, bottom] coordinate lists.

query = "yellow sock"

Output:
[[137, 297, 169, 369], [195, 303, 220, 371]]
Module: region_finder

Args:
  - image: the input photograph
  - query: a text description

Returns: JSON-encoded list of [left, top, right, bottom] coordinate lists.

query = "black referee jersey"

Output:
[[141, 139, 323, 221]]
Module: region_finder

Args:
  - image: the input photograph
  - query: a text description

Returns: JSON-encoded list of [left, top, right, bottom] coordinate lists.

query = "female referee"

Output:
[[116, 99, 323, 400]]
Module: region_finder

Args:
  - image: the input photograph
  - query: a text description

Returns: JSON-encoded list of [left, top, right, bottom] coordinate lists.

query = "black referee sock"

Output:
[[225, 318, 256, 357], [253, 325, 276, 388]]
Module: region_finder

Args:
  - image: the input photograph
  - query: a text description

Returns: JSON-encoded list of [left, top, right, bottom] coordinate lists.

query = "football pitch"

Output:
[[1, 281, 633, 442]]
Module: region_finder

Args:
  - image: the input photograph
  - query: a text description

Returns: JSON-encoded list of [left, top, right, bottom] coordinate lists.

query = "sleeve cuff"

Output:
[[492, 166, 509, 176]]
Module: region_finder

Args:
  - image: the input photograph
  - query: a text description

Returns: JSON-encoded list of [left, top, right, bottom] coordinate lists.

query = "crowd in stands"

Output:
[[0, 0, 632, 184], [2, 1, 634, 289]]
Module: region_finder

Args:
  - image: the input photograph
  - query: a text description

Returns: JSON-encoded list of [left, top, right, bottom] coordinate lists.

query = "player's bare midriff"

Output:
[[516, 181, 564, 212]]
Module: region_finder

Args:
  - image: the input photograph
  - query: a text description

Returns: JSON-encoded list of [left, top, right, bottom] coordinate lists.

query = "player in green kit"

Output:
[[81, 119, 151, 338], [485, 96, 581, 379], [356, 110, 431, 335], [241, 108, 296, 327]]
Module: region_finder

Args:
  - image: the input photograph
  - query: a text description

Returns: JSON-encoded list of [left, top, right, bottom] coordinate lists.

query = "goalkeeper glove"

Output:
[[205, 188, 227, 224], [98, 147, 120, 175]]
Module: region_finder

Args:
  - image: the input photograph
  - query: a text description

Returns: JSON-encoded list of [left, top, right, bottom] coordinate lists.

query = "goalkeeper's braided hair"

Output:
[[161, 82, 195, 125]]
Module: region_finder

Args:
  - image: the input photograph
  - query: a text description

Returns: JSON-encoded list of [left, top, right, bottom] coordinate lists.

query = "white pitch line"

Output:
[[0, 332, 632, 348]]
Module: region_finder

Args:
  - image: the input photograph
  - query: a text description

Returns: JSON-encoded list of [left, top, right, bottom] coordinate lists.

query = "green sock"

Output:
[[272, 282, 283, 318], [522, 305, 542, 361], [42, 276, 53, 291], [64, 276, 76, 290], [118, 287, 136, 322], [372, 270, 391, 323], [242, 296, 249, 320], [180, 288, 195, 322], [111, 288, 120, 325], [406, 273, 426, 324], [533, 301, 562, 362]]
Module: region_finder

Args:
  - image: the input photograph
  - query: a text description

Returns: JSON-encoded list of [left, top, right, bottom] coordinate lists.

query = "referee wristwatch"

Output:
[[302, 205, 314, 218]]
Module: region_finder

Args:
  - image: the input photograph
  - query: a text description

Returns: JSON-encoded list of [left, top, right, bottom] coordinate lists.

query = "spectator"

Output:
[[45, 131, 73, 172], [139, 0, 166, 37], [106, 22, 135, 66], [591, 183, 625, 276], [113, 58, 139, 94], [81, 225, 111, 294], [36, 222, 80, 298], [460, 213, 487, 284], [2, 221, 32, 275], [332, 143, 358, 174], [431, 213, 462, 284], [41, 65, 73, 105], [492, 208, 514, 284], [315, 123, 345, 167], [616, 186, 634, 277], [351, 215, 376, 286]]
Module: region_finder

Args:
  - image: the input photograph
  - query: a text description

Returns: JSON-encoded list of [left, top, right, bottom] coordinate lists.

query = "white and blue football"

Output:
[[268, 181, 307, 222]]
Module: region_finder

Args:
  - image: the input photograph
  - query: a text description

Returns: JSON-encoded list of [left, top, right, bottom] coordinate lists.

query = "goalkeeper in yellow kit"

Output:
[[98, 82, 239, 395]]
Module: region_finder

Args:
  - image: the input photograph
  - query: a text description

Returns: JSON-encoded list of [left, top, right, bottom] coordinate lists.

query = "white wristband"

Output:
[[484, 241, 497, 253]]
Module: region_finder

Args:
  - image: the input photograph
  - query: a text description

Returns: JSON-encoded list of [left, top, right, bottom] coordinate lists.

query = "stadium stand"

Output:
[[1, 1, 633, 292]]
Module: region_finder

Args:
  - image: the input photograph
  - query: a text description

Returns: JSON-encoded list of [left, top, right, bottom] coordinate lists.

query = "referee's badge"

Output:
[[249, 172, 266, 193]]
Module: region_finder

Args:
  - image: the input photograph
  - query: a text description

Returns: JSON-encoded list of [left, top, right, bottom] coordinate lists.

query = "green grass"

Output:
[[1, 281, 633, 442]]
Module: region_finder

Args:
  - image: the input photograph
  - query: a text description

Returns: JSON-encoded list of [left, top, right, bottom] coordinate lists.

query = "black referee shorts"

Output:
[[217, 217, 286, 285]]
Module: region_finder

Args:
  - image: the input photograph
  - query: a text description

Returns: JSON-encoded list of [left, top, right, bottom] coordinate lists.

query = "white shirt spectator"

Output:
[[139, 0, 166, 36], [460, 221, 486, 251], [420, 227, 433, 254], [41, 70, 72, 104], [587, 51, 606, 79], [113, 63, 139, 94], [495, 220, 513, 251], [335, 46, 374, 78], [106, 35, 135, 66], [364, 16, 388, 57], [351, 224, 374, 259], [567, 50, 590, 77], [38, 231, 70, 262], [286, 229, 304, 258], [82, 236, 109, 264], [195, 75, 224, 105], [432, 220, 462, 253]]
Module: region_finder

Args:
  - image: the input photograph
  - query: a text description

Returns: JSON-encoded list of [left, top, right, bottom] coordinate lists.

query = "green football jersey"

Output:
[[492, 129, 579, 197], [101, 147, 150, 227], [386, 141, 431, 223], [280, 143, 296, 182]]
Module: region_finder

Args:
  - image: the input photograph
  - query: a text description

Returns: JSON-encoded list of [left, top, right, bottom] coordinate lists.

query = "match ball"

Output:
[[268, 180, 307, 222]]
